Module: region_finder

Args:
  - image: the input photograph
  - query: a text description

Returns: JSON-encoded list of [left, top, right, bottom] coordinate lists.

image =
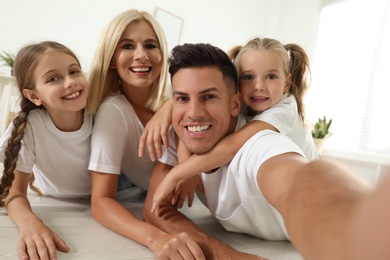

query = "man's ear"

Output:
[[23, 89, 42, 106], [231, 92, 242, 117]]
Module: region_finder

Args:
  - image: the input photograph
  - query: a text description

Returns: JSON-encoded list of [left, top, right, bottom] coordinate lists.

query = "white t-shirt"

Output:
[[88, 94, 155, 190], [0, 109, 92, 198], [159, 115, 305, 240], [248, 94, 318, 161]]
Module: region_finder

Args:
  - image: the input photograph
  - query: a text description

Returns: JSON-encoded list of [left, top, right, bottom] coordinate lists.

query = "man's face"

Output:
[[171, 66, 241, 154]]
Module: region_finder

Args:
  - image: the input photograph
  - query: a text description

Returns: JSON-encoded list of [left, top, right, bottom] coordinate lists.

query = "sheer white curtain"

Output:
[[306, 0, 390, 156]]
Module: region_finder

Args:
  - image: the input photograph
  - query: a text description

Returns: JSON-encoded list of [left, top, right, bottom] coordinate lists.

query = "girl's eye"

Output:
[[70, 69, 80, 75], [241, 74, 254, 80], [267, 74, 278, 80], [47, 76, 58, 83]]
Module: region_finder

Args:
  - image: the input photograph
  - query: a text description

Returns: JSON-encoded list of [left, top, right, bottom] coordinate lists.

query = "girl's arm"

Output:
[[5, 170, 69, 260], [90, 171, 205, 259], [171, 139, 204, 208], [138, 98, 173, 161], [152, 120, 277, 212]]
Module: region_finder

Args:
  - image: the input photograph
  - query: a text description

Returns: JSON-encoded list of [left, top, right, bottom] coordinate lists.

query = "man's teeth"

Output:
[[64, 91, 80, 99], [132, 67, 150, 72], [187, 125, 210, 133]]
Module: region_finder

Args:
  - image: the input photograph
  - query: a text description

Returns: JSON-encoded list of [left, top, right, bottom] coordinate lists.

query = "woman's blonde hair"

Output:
[[87, 9, 170, 114], [229, 37, 311, 123]]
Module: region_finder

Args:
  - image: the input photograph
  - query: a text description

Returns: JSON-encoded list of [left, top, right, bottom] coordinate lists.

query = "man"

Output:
[[143, 43, 372, 260]]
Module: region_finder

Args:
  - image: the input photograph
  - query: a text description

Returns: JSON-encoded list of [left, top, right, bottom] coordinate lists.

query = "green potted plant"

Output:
[[0, 50, 16, 76], [312, 116, 333, 153]]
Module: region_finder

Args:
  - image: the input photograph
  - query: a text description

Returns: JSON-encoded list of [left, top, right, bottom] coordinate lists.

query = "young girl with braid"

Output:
[[0, 41, 92, 260], [151, 37, 319, 210]]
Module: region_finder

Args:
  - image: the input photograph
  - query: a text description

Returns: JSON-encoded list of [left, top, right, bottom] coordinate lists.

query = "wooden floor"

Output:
[[0, 185, 302, 260]]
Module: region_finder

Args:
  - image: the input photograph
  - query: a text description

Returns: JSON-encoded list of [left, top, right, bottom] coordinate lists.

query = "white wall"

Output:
[[0, 0, 322, 74], [0, 0, 387, 184]]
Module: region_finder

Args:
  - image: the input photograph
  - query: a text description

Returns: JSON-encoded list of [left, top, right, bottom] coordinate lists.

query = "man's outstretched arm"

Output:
[[258, 154, 372, 260], [143, 161, 264, 260]]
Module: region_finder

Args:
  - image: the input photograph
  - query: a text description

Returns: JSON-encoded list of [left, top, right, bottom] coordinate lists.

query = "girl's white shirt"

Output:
[[88, 94, 155, 191], [248, 93, 318, 161], [0, 109, 92, 198]]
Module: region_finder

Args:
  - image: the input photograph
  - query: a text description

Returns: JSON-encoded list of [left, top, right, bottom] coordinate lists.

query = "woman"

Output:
[[87, 9, 204, 259]]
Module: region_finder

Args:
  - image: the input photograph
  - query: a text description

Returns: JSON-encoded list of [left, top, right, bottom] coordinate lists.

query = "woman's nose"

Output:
[[134, 46, 148, 61]]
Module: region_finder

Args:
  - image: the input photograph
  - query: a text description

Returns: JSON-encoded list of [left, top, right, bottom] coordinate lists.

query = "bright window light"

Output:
[[306, 0, 390, 155]]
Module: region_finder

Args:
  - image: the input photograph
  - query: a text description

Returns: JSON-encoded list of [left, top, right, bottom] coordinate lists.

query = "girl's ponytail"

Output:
[[285, 43, 311, 123]]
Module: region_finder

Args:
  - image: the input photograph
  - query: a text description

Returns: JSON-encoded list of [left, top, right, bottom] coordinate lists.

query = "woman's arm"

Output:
[[90, 171, 205, 259], [152, 120, 277, 212], [5, 170, 69, 260]]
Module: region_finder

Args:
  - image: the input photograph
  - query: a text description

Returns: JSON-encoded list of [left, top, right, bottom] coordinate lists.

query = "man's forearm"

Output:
[[143, 162, 261, 260], [143, 162, 215, 257]]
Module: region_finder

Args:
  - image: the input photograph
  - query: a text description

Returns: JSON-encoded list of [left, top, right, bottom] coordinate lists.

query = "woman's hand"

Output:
[[151, 232, 205, 260]]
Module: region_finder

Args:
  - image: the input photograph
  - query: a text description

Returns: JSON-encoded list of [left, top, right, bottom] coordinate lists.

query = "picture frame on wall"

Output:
[[154, 7, 183, 53]]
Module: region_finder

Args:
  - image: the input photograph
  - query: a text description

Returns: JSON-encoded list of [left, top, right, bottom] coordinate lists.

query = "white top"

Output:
[[160, 115, 305, 240], [88, 94, 155, 190], [0, 109, 92, 198], [249, 94, 318, 161]]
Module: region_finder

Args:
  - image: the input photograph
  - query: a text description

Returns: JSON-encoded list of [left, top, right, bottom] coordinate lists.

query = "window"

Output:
[[306, 0, 390, 156]]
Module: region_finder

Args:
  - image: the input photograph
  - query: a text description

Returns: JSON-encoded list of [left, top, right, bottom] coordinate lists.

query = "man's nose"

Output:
[[187, 100, 206, 120]]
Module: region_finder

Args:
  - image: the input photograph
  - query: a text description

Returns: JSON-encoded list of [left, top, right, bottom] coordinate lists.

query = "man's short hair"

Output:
[[169, 43, 238, 93]]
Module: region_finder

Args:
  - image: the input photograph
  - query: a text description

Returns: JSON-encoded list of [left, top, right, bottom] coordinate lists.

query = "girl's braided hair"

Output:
[[0, 41, 80, 206]]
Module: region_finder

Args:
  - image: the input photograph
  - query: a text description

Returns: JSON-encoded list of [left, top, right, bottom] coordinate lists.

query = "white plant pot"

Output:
[[313, 138, 326, 153]]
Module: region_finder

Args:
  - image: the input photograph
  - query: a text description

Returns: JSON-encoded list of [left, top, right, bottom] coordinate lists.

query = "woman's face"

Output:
[[111, 20, 163, 90]]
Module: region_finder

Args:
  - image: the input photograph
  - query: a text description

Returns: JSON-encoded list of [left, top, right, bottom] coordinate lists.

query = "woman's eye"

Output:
[[122, 43, 134, 50], [175, 96, 189, 102], [145, 44, 157, 49], [70, 69, 80, 75]]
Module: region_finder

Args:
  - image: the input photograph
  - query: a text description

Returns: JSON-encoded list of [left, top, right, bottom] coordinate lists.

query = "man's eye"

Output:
[[204, 94, 216, 100]]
